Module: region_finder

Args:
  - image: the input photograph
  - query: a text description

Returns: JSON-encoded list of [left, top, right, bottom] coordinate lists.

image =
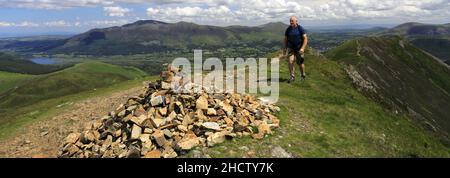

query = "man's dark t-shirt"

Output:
[[285, 25, 306, 50]]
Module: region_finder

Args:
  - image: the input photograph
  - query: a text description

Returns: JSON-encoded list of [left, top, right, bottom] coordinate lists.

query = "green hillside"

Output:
[[0, 71, 32, 94], [0, 49, 448, 157], [0, 61, 147, 114], [325, 36, 450, 144], [0, 52, 67, 74], [185, 50, 449, 158]]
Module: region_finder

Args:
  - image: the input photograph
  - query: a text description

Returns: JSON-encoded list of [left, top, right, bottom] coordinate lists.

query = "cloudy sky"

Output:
[[0, 0, 449, 36]]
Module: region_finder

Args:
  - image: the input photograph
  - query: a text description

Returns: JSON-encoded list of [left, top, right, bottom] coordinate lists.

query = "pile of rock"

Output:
[[58, 66, 280, 158]]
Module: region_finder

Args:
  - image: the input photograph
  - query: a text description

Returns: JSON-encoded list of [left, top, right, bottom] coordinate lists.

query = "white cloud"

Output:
[[85, 19, 130, 27], [0, 19, 130, 29], [15, 21, 40, 27], [143, 0, 449, 25], [44, 20, 72, 27], [0, 0, 449, 27], [0, 0, 114, 9], [147, 5, 237, 23], [0, 21, 13, 27], [104, 6, 130, 17], [0, 21, 40, 27]]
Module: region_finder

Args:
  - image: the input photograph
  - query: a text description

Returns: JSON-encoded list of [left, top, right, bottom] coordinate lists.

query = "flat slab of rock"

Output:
[[131, 124, 142, 140], [202, 122, 221, 130], [271, 146, 293, 158], [196, 95, 208, 110], [176, 133, 199, 150]]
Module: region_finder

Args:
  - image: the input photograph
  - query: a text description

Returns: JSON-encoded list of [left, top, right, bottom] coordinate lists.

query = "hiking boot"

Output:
[[300, 74, 306, 81], [288, 76, 295, 83]]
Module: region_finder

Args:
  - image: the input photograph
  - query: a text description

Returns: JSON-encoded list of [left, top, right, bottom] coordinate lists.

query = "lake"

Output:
[[30, 58, 57, 65]]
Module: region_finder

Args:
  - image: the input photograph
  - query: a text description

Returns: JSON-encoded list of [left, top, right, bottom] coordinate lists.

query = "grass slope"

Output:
[[185, 50, 449, 157], [0, 71, 32, 94], [0, 61, 147, 120], [325, 36, 450, 144]]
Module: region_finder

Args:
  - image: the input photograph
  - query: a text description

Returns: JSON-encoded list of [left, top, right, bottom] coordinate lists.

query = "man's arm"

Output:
[[300, 34, 308, 54]]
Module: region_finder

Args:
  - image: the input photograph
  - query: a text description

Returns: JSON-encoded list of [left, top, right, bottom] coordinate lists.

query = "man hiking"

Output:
[[284, 16, 308, 83]]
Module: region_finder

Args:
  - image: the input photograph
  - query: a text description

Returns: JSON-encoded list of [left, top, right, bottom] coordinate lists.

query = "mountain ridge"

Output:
[[326, 36, 450, 144], [42, 20, 288, 55]]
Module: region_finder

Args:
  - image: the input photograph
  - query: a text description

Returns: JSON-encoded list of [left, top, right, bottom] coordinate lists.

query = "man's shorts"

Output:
[[287, 48, 305, 65]]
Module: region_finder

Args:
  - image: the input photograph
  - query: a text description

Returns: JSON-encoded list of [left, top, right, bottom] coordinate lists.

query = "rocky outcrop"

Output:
[[344, 65, 378, 93]]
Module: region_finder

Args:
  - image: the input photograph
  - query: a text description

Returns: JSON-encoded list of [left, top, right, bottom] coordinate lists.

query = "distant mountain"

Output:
[[2, 20, 448, 59], [382, 22, 450, 38], [326, 36, 450, 144], [0, 35, 71, 41], [46, 20, 286, 55], [121, 20, 168, 27], [0, 32, 76, 38], [380, 22, 450, 62], [411, 38, 450, 62]]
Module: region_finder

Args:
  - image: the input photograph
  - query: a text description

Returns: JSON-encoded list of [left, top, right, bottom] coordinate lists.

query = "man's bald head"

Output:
[[290, 16, 298, 27]]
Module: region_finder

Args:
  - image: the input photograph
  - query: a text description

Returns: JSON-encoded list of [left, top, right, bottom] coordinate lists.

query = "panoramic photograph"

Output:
[[0, 0, 449, 173]]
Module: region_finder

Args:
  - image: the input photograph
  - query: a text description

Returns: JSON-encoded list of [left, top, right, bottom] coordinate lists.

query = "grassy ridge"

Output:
[[0, 61, 150, 140], [0, 71, 32, 94], [325, 36, 450, 143], [0, 61, 147, 116], [186, 50, 449, 157]]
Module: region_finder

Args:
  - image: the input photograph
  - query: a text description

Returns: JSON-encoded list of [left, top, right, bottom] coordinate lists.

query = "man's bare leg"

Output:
[[288, 55, 295, 82], [299, 63, 305, 76], [299, 63, 306, 80]]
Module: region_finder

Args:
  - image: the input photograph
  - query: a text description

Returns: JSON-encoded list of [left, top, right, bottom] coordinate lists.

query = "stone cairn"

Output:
[[58, 65, 280, 158]]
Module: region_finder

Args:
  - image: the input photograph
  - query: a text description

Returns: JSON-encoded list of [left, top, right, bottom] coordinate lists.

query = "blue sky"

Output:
[[0, 0, 449, 36]]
